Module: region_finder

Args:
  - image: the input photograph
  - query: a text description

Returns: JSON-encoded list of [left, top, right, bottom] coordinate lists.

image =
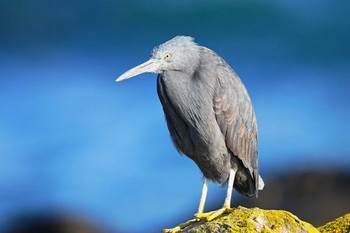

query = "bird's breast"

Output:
[[158, 72, 224, 148], [159, 73, 209, 125]]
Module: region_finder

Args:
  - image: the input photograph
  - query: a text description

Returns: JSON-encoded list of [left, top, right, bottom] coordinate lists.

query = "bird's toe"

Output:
[[194, 210, 216, 219], [163, 218, 199, 233], [195, 207, 234, 222], [163, 226, 181, 233]]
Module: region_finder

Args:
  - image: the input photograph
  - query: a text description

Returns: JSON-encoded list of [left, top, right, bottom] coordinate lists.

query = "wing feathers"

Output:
[[213, 65, 258, 176]]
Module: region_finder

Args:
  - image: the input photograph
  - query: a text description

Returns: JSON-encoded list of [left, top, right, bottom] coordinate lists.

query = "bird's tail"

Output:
[[233, 167, 264, 198], [258, 175, 265, 190]]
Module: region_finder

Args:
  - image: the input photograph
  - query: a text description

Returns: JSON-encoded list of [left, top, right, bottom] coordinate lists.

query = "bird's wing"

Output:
[[213, 63, 258, 178], [156, 75, 195, 159]]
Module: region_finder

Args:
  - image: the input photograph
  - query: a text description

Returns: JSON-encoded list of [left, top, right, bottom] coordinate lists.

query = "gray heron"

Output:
[[116, 36, 264, 232]]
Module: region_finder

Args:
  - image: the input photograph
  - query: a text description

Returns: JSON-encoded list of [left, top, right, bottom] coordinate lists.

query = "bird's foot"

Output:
[[163, 218, 199, 233], [163, 207, 234, 232], [195, 206, 234, 222]]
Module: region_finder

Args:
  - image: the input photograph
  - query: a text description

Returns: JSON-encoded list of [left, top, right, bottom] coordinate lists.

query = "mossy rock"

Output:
[[179, 206, 318, 233], [318, 213, 350, 233]]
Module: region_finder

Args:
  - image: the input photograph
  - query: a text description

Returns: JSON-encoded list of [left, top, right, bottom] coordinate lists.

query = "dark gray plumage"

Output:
[[116, 36, 264, 229]]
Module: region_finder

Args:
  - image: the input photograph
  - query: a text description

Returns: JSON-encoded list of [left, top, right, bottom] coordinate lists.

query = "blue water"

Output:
[[0, 1, 349, 232]]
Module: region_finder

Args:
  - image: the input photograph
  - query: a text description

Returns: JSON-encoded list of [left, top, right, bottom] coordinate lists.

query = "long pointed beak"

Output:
[[116, 59, 159, 82]]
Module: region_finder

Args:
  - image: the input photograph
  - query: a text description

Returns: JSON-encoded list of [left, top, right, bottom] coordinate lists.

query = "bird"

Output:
[[116, 36, 264, 232]]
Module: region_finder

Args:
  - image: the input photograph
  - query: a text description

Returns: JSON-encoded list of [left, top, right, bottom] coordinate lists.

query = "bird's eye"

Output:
[[164, 53, 171, 60]]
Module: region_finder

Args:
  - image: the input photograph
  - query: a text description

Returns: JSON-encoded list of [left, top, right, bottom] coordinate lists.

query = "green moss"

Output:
[[318, 213, 350, 233]]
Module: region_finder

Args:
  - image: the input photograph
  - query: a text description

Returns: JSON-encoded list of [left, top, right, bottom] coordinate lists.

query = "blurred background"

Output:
[[1, 1, 350, 232]]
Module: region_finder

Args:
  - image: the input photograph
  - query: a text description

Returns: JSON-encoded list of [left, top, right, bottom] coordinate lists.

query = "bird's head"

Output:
[[116, 36, 201, 82]]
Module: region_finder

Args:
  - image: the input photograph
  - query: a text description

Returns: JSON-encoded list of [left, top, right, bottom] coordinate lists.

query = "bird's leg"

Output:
[[195, 169, 236, 221], [163, 179, 209, 233], [223, 168, 235, 208], [197, 178, 209, 214]]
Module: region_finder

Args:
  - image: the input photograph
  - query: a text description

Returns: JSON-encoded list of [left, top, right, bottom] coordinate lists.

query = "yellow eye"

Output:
[[164, 53, 171, 60]]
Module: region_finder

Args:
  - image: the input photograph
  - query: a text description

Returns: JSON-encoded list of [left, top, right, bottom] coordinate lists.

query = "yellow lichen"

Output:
[[179, 206, 319, 233], [318, 213, 350, 233], [175, 207, 350, 233]]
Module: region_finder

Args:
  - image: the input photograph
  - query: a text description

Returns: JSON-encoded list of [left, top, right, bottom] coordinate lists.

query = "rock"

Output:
[[179, 206, 319, 233], [238, 170, 350, 227], [318, 213, 350, 233]]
